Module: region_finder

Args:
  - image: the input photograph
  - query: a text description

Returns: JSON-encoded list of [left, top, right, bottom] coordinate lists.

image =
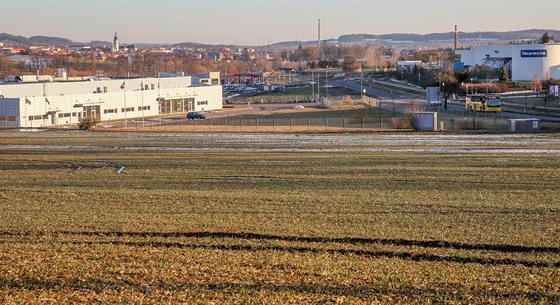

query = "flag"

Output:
[[140, 80, 144, 90], [25, 98, 31, 105], [45, 97, 50, 105], [120, 81, 125, 90]]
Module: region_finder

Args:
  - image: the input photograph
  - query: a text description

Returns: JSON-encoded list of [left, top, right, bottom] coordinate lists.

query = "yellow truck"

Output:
[[465, 94, 502, 112]]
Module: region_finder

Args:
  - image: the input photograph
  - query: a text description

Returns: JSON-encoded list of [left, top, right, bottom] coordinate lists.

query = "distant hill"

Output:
[[338, 29, 560, 43], [2, 29, 559, 49], [89, 40, 112, 47], [0, 33, 76, 47], [0, 33, 35, 46], [272, 29, 560, 48], [29, 36, 73, 46]]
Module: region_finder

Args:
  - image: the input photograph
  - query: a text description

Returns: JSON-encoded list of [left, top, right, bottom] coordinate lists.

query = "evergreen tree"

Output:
[[499, 65, 509, 84], [540, 32, 554, 44]]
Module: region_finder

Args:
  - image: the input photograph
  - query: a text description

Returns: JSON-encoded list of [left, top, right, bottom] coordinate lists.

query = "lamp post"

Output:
[[391, 89, 395, 113], [418, 73, 421, 88], [311, 71, 315, 101], [360, 61, 363, 99], [325, 70, 329, 101], [441, 83, 445, 108]]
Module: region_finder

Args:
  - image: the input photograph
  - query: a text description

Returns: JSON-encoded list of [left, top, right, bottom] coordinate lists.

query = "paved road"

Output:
[[333, 79, 560, 122]]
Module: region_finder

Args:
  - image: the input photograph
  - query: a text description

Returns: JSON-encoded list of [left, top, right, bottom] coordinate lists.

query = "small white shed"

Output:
[[415, 112, 438, 131]]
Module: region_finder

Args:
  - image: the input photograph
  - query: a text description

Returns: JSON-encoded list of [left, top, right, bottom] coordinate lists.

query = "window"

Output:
[[197, 100, 208, 106], [121, 107, 134, 112], [138, 106, 150, 111], [211, 78, 219, 85]]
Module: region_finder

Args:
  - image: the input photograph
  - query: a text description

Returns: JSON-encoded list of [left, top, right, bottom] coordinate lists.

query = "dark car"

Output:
[[186, 112, 206, 120]]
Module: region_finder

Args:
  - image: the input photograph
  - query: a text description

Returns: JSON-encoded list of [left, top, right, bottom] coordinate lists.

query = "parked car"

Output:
[[186, 112, 206, 120]]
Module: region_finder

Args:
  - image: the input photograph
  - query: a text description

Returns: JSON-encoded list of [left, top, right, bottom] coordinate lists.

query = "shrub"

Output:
[[402, 103, 427, 130], [389, 117, 412, 129], [457, 118, 485, 130], [77, 117, 98, 130]]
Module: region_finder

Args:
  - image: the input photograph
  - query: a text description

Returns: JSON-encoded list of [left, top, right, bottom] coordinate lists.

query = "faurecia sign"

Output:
[[521, 50, 547, 57]]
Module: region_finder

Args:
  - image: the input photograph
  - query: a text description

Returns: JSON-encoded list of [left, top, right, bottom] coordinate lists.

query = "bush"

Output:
[[402, 103, 427, 130], [457, 118, 484, 130], [389, 118, 412, 129], [77, 117, 98, 130]]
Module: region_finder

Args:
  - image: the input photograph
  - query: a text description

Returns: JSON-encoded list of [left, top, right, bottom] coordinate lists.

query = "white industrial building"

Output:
[[0, 72, 222, 128], [455, 43, 560, 81]]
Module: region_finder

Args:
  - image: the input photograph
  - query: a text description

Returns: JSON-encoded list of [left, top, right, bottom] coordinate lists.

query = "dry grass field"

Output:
[[0, 131, 559, 304]]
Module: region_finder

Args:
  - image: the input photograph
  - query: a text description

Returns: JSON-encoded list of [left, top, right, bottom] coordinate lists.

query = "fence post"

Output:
[[308, 118, 310, 132], [362, 117, 364, 130], [290, 118, 293, 132], [325, 118, 328, 131], [256, 118, 258, 131]]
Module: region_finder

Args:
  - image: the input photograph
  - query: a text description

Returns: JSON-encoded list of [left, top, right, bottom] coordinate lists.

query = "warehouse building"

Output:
[[0, 73, 222, 128], [455, 43, 560, 81]]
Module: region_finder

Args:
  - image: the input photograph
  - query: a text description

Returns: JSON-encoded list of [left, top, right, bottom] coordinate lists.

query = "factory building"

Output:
[[455, 43, 560, 81], [0, 73, 222, 128]]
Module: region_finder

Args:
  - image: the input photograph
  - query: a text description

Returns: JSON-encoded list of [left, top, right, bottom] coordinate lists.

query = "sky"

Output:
[[0, 0, 559, 46]]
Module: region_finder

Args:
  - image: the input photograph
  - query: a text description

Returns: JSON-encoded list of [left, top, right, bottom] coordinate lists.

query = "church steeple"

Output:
[[112, 32, 120, 52]]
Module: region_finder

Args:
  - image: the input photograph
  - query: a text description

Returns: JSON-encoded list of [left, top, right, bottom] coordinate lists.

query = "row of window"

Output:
[[93, 84, 157, 94], [200, 79, 219, 85], [27, 106, 154, 120], [103, 106, 152, 114], [1, 116, 18, 122], [29, 114, 53, 120]]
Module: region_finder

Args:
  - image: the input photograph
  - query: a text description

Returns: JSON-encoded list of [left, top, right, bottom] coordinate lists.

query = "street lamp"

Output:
[[288, 69, 295, 84], [418, 73, 421, 88], [360, 61, 363, 99], [311, 71, 315, 101], [441, 83, 445, 107]]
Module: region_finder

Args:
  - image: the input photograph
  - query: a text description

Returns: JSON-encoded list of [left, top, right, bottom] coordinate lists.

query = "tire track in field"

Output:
[[57, 240, 560, 268], [1, 231, 558, 267], [1, 231, 555, 254]]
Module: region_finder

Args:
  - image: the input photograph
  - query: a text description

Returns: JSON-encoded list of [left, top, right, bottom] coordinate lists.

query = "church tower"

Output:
[[112, 32, 120, 52]]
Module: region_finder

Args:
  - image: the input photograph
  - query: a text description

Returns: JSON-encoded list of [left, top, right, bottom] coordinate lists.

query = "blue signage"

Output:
[[521, 50, 547, 57]]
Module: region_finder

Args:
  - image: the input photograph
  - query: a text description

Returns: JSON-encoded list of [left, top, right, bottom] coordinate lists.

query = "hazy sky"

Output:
[[1, 0, 559, 45]]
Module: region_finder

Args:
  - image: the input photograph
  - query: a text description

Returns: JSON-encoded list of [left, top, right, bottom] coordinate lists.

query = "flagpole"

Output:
[[141, 79, 145, 127], [123, 81, 127, 128], [24, 97, 28, 128]]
